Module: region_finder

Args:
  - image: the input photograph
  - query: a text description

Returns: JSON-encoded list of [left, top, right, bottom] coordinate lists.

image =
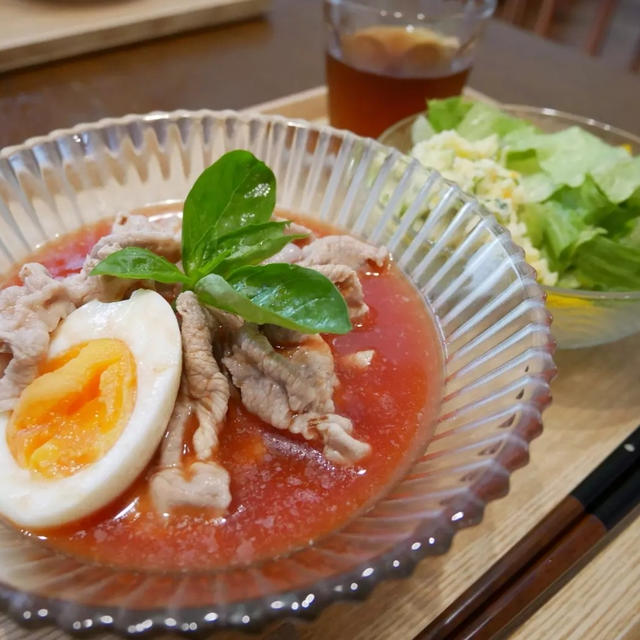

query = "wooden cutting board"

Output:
[[0, 0, 271, 73]]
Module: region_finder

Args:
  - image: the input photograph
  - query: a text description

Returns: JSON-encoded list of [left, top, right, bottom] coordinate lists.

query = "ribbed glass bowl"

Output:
[[380, 105, 640, 349], [0, 111, 554, 635]]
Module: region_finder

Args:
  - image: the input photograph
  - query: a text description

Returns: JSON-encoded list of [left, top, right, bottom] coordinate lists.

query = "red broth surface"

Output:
[[6, 211, 443, 570]]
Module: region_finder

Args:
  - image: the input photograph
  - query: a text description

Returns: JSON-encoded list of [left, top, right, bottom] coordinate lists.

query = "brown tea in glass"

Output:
[[324, 1, 495, 138], [327, 25, 470, 138]]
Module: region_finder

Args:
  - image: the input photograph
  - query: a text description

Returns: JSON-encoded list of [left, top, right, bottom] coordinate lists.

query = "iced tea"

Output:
[[326, 25, 472, 138]]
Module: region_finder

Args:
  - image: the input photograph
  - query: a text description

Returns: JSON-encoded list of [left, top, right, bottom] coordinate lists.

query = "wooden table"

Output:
[[0, 0, 639, 150], [0, 2, 639, 639]]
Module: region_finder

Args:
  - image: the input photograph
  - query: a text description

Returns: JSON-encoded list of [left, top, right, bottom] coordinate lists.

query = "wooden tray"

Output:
[[0, 0, 270, 73], [0, 87, 638, 640], [250, 87, 640, 640], [249, 85, 497, 121]]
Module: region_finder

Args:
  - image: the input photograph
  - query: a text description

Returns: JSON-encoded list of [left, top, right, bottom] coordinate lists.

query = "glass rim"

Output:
[[324, 0, 497, 21]]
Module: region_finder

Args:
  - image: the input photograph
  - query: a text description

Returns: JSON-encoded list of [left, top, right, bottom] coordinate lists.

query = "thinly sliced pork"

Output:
[[150, 292, 231, 514], [63, 214, 181, 305], [223, 324, 370, 465], [298, 235, 388, 271], [0, 264, 75, 412]]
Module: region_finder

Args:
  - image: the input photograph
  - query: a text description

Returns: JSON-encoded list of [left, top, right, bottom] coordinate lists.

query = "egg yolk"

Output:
[[7, 339, 137, 479]]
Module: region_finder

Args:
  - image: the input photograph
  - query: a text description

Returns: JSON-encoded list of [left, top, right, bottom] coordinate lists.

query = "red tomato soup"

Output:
[[7, 210, 443, 570], [2, 220, 112, 285]]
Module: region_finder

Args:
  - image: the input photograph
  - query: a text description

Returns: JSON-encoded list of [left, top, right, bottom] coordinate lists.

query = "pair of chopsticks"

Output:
[[417, 424, 640, 640]]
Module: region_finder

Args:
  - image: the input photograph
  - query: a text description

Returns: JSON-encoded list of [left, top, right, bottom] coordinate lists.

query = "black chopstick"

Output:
[[417, 424, 640, 640]]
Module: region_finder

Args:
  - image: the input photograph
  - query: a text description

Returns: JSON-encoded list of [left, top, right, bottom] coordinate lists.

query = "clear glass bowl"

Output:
[[380, 105, 640, 350], [0, 111, 554, 635]]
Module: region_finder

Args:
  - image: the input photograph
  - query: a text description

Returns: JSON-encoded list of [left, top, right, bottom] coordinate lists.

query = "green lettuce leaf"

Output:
[[591, 155, 640, 204], [504, 127, 629, 189], [550, 177, 640, 238], [427, 97, 474, 132], [573, 236, 640, 290], [620, 217, 640, 249], [456, 102, 536, 142], [519, 202, 547, 248], [520, 201, 605, 272], [504, 149, 544, 175], [519, 173, 557, 203], [550, 177, 614, 226]]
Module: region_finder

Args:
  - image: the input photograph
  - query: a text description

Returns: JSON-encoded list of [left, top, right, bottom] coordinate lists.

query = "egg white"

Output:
[[0, 289, 182, 529]]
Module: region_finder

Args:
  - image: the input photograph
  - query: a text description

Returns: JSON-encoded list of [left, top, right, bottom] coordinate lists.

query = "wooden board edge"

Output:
[[246, 86, 329, 121], [248, 85, 496, 122], [0, 0, 271, 74]]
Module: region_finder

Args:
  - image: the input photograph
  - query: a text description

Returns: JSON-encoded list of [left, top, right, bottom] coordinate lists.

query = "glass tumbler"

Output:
[[324, 0, 496, 138]]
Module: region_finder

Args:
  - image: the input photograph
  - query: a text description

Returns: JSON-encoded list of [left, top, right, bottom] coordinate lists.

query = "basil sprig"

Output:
[[91, 150, 351, 334]]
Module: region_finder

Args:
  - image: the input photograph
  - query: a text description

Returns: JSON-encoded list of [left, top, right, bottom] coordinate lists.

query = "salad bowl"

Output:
[[380, 105, 640, 349], [0, 111, 554, 635]]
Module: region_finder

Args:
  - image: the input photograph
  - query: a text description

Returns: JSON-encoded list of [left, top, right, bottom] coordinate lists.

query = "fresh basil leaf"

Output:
[[182, 150, 276, 275], [195, 264, 351, 334], [195, 221, 306, 279], [193, 247, 235, 276], [90, 247, 189, 284]]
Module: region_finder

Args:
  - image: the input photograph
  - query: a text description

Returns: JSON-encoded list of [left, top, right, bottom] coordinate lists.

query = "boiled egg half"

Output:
[[0, 289, 182, 529]]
